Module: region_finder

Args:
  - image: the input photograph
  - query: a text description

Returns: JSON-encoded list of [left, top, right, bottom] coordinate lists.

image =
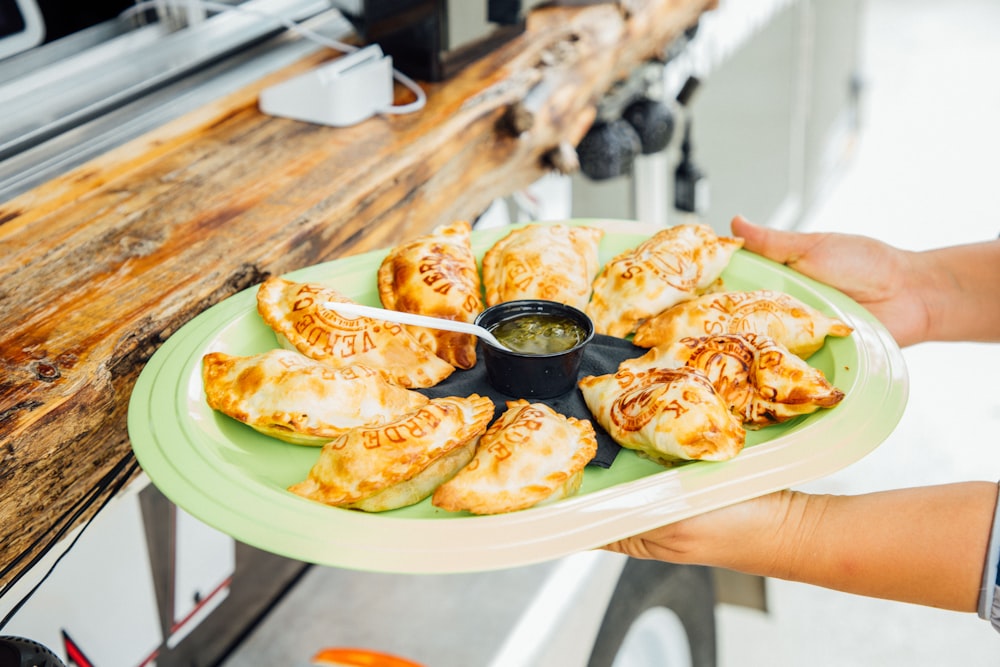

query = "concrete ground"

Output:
[[715, 0, 1000, 664]]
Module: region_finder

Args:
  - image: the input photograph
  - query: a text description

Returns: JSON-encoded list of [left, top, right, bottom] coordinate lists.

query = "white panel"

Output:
[[517, 172, 573, 222], [170, 508, 235, 642], [2, 486, 162, 667]]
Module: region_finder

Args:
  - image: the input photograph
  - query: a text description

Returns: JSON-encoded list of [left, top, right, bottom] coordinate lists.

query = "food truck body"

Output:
[[0, 1, 862, 664]]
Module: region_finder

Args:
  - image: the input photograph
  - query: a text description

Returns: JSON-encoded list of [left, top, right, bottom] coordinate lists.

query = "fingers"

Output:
[[730, 215, 808, 266], [729, 214, 757, 238], [601, 539, 641, 558]]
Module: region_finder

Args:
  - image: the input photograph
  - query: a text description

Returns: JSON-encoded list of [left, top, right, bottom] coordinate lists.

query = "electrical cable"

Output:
[[122, 0, 428, 115], [0, 476, 108, 586]]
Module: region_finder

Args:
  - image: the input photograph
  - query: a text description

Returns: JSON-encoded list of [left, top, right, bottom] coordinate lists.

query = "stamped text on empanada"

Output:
[[609, 368, 704, 431], [353, 402, 450, 450], [484, 406, 546, 462]]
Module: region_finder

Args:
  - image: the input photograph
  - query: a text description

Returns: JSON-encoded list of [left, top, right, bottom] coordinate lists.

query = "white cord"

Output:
[[122, 0, 427, 115]]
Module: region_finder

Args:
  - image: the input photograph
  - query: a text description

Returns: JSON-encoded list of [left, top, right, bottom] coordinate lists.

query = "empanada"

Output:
[[256, 276, 454, 388], [481, 224, 605, 310], [586, 223, 743, 338], [579, 365, 745, 464], [623, 333, 845, 426], [377, 220, 484, 369], [288, 394, 495, 511], [202, 349, 429, 446], [632, 289, 853, 357], [739, 332, 845, 423], [432, 400, 598, 515]]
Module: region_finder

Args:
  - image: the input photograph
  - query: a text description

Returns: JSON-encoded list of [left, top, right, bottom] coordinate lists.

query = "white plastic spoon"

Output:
[[322, 301, 506, 349]]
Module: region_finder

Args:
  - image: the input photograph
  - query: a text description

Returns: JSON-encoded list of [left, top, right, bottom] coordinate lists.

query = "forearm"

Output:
[[914, 239, 1000, 343], [710, 483, 998, 611]]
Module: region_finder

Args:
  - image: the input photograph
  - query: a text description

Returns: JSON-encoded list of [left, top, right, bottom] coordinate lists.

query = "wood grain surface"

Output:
[[0, 0, 714, 590]]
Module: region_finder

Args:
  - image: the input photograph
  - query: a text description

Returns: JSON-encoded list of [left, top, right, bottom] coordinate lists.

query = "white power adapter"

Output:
[[258, 44, 394, 127]]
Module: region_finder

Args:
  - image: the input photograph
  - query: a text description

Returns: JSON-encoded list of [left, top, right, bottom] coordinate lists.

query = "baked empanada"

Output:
[[377, 220, 484, 369], [739, 332, 845, 423], [623, 333, 845, 426], [481, 223, 605, 310], [632, 289, 853, 357], [431, 400, 598, 515], [202, 349, 429, 446], [586, 223, 743, 338], [288, 394, 495, 511], [256, 276, 454, 388], [579, 365, 745, 464]]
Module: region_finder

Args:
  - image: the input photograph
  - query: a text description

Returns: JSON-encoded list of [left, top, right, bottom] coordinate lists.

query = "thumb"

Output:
[[730, 215, 814, 266]]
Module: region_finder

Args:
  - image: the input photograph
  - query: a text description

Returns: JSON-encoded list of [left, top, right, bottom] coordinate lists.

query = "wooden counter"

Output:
[[0, 0, 714, 590]]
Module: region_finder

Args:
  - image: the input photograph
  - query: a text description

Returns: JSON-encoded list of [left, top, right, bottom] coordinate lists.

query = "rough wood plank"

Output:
[[0, 0, 714, 590]]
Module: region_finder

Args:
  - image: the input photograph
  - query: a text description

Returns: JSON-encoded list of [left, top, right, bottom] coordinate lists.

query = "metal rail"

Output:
[[0, 0, 352, 202]]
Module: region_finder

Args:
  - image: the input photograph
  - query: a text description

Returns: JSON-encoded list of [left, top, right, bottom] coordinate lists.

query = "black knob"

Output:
[[622, 98, 676, 154], [0, 637, 66, 667], [576, 119, 642, 181]]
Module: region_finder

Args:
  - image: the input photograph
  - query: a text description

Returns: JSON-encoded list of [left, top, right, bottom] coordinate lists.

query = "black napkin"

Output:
[[416, 334, 646, 468]]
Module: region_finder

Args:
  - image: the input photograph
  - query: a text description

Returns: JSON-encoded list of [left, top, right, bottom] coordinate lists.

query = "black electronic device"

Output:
[[332, 0, 542, 81]]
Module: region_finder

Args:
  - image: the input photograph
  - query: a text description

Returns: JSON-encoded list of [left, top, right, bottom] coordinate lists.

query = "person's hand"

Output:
[[603, 490, 797, 571], [730, 215, 930, 347]]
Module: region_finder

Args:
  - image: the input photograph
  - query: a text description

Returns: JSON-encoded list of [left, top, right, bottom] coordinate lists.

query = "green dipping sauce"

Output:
[[490, 313, 587, 354]]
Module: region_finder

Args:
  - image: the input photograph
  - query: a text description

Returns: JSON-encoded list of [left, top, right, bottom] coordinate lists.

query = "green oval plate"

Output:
[[128, 220, 908, 573]]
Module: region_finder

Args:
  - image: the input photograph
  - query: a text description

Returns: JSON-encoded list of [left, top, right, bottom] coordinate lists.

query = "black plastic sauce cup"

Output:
[[475, 300, 595, 399]]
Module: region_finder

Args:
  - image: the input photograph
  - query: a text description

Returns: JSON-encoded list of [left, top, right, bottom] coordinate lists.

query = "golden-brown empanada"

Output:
[[202, 349, 430, 446], [377, 220, 484, 369], [431, 400, 598, 515], [481, 224, 605, 310], [739, 332, 845, 423], [256, 276, 454, 388], [632, 289, 853, 357], [622, 335, 755, 420], [579, 365, 745, 464], [623, 333, 845, 426], [586, 223, 743, 338], [288, 394, 495, 511]]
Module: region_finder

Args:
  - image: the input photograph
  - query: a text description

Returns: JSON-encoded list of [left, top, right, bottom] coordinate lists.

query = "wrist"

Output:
[[763, 490, 833, 581], [674, 490, 815, 576], [916, 240, 1000, 343], [914, 248, 958, 343]]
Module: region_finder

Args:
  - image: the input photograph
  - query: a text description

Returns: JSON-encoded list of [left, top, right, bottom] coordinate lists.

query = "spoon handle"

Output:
[[322, 301, 503, 348]]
